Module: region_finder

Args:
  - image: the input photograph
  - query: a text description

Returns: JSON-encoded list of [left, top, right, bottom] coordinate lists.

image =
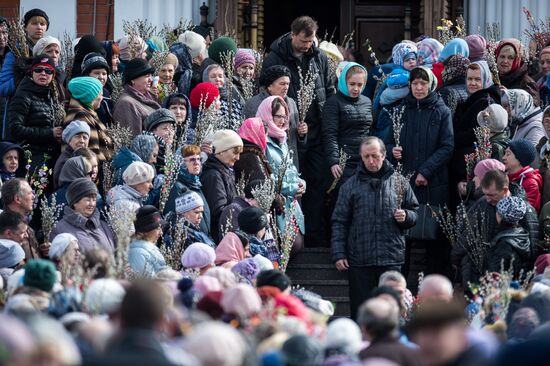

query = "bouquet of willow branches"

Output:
[[220, 50, 236, 116], [158, 145, 180, 212], [430, 202, 468, 246], [150, 51, 170, 76], [462, 208, 491, 273], [102, 160, 114, 194], [279, 200, 299, 272], [105, 205, 136, 279], [327, 148, 350, 194], [474, 126, 492, 161], [363, 39, 386, 83], [296, 66, 318, 122], [252, 48, 264, 79], [193, 95, 220, 146], [123, 19, 158, 41], [49, 83, 66, 126], [160, 18, 194, 48], [392, 163, 414, 209], [251, 179, 277, 213], [235, 173, 250, 198], [464, 152, 477, 182], [385, 105, 406, 147], [160, 216, 187, 271], [109, 73, 124, 104], [40, 196, 64, 241], [485, 23, 502, 85], [241, 78, 255, 101], [8, 19, 29, 58], [522, 7, 550, 55], [61, 31, 75, 79], [107, 121, 133, 153], [275, 151, 291, 195]]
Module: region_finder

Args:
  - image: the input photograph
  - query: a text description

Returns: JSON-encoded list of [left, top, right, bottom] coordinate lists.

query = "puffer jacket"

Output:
[[509, 166, 543, 213], [322, 91, 372, 184], [8, 77, 59, 166], [128, 239, 166, 277], [200, 155, 237, 242], [107, 184, 145, 214], [262, 33, 336, 141], [112, 85, 161, 137], [500, 62, 540, 106], [331, 160, 419, 266], [437, 77, 469, 115], [510, 109, 546, 147], [483, 227, 532, 277], [50, 206, 115, 255]]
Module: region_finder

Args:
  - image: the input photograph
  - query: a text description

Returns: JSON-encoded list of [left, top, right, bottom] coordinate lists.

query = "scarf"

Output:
[[238, 117, 267, 154], [442, 54, 470, 84], [130, 135, 157, 163], [256, 95, 288, 142], [496, 38, 523, 74], [417, 38, 444, 67]]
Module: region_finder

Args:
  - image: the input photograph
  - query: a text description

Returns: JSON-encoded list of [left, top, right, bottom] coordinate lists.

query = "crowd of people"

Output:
[[0, 7, 549, 366]]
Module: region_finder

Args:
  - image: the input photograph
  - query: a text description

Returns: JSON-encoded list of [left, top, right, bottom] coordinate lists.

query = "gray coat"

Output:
[[331, 161, 419, 266], [112, 85, 161, 137]]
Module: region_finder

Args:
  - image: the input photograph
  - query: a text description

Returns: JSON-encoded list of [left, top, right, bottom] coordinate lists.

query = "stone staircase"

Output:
[[286, 248, 350, 317]]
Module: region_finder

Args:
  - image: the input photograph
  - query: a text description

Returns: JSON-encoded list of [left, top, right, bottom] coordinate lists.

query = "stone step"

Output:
[[290, 248, 333, 265], [286, 264, 347, 281], [292, 279, 349, 298]]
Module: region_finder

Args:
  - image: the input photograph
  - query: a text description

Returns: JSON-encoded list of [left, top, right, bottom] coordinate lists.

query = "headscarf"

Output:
[[215, 232, 245, 268], [256, 96, 289, 142], [391, 42, 418, 67], [465, 35, 487, 61], [118, 34, 148, 61], [439, 38, 470, 62], [337, 62, 367, 97], [496, 38, 523, 74], [470, 61, 494, 89], [503, 89, 538, 123], [58, 157, 90, 186], [129, 135, 157, 163], [410, 66, 437, 93], [442, 54, 470, 84], [238, 117, 267, 154], [417, 38, 443, 67]]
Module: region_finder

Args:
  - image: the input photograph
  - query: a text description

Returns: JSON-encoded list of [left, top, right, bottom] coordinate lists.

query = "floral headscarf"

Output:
[[502, 89, 538, 123], [417, 38, 443, 67]]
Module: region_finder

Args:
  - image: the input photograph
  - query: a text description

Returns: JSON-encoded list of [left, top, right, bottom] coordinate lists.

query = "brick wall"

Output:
[[76, 0, 114, 41], [0, 0, 21, 20]]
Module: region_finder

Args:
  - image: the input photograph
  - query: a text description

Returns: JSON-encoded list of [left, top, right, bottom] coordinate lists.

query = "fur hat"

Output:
[[259, 65, 291, 87]]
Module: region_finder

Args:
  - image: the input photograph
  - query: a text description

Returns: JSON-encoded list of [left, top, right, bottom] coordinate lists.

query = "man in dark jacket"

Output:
[[332, 137, 418, 319], [263, 16, 336, 246]]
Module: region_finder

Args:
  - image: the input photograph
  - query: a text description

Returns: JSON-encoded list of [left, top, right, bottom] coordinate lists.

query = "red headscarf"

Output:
[[237, 117, 267, 154], [496, 38, 523, 74]]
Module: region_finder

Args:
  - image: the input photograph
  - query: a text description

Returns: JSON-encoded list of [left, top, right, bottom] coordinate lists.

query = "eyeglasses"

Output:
[[185, 156, 201, 163], [33, 67, 54, 75], [273, 114, 288, 121]]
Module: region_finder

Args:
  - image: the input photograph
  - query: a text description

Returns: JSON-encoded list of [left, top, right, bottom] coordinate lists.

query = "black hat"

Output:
[[256, 269, 291, 291], [81, 52, 110, 75], [123, 58, 154, 83], [237, 206, 268, 234], [23, 8, 49, 30], [143, 108, 176, 132], [66, 178, 98, 207], [259, 65, 291, 87], [134, 205, 166, 233]]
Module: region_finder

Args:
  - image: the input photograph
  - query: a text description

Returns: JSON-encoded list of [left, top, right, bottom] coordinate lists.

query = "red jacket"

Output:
[[509, 166, 543, 212], [432, 61, 445, 89]]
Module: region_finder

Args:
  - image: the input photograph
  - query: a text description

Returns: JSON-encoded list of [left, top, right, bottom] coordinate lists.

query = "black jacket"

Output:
[[483, 226, 531, 276], [263, 33, 336, 141], [438, 76, 469, 115], [322, 91, 372, 183], [331, 160, 419, 266], [200, 155, 237, 242], [500, 63, 540, 106], [233, 139, 272, 184]]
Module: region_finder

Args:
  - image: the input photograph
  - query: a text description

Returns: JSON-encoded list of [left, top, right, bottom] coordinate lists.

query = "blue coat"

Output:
[[128, 239, 167, 277]]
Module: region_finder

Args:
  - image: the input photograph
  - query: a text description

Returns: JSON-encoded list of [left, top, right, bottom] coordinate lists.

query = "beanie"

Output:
[[178, 30, 206, 59], [212, 129, 243, 154], [221, 283, 262, 317], [66, 177, 98, 207], [496, 196, 527, 225], [234, 48, 256, 69], [31, 55, 55, 73], [208, 36, 238, 64], [256, 269, 291, 291], [81, 52, 110, 75], [175, 191, 204, 214], [189, 82, 220, 109], [534, 254, 550, 275], [68, 77, 103, 104], [143, 108, 176, 132], [62, 120, 91, 144], [181, 242, 215, 269], [474, 159, 506, 180], [23, 259, 56, 292], [508, 139, 537, 167], [237, 206, 268, 234], [83, 278, 126, 315], [49, 233, 78, 260], [231, 258, 260, 284], [0, 239, 25, 269], [465, 34, 487, 61], [259, 65, 291, 87], [123, 161, 155, 186], [23, 8, 49, 30], [32, 36, 60, 57], [477, 104, 508, 133], [134, 205, 165, 233], [122, 58, 154, 83]]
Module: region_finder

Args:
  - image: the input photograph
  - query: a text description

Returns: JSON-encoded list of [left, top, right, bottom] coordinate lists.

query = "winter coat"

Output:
[[182, 220, 215, 249], [509, 166, 543, 213], [483, 227, 531, 277], [374, 100, 401, 146], [219, 197, 250, 238], [8, 77, 60, 167], [112, 85, 161, 137], [233, 139, 272, 184], [107, 184, 145, 214], [64, 98, 114, 161], [164, 166, 211, 236], [331, 160, 419, 266], [127, 239, 166, 277], [243, 88, 304, 168], [111, 147, 141, 186], [169, 42, 194, 96], [96, 87, 114, 127], [53, 146, 74, 189], [390, 92, 454, 206], [263, 33, 336, 141], [200, 155, 237, 242], [51, 183, 104, 219], [438, 77, 469, 115], [510, 109, 546, 147], [50, 206, 115, 255], [322, 91, 373, 184], [266, 136, 305, 234], [490, 131, 509, 161], [500, 63, 540, 106], [450, 85, 501, 183]]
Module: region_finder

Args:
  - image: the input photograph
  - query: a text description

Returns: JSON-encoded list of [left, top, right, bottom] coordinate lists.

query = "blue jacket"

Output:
[[128, 239, 167, 277]]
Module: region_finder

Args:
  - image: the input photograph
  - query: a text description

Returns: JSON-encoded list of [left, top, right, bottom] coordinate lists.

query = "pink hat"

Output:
[[535, 254, 550, 275], [474, 159, 505, 180], [193, 276, 222, 296], [234, 49, 256, 69], [221, 283, 262, 317]]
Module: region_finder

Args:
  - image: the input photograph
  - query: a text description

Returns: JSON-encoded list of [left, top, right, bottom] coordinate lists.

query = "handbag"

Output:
[[405, 185, 440, 241]]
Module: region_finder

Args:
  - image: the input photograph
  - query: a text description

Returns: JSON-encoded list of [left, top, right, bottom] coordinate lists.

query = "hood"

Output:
[[337, 62, 367, 97], [63, 206, 101, 230], [59, 157, 89, 185], [0, 142, 24, 177], [107, 184, 144, 205], [493, 227, 531, 259], [170, 42, 194, 95], [162, 92, 193, 126], [112, 147, 141, 171], [269, 32, 320, 62]]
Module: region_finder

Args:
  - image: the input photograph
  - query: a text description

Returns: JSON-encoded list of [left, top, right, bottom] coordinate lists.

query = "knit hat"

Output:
[[32, 36, 60, 57], [49, 233, 78, 260], [221, 283, 262, 317], [231, 258, 260, 284], [496, 196, 527, 225], [392, 42, 418, 67], [31, 55, 55, 73], [234, 48, 256, 69], [83, 278, 126, 315], [535, 254, 550, 275], [196, 291, 224, 318], [193, 276, 222, 296], [178, 30, 206, 59], [253, 254, 274, 271], [123, 161, 155, 185], [0, 239, 25, 269], [208, 36, 238, 64], [189, 82, 220, 109], [386, 68, 410, 89], [118, 35, 148, 61], [508, 139, 537, 167], [68, 77, 103, 104], [66, 177, 98, 207], [477, 104, 508, 133], [474, 159, 506, 180], [212, 129, 243, 154], [122, 58, 154, 83], [259, 65, 291, 87], [62, 120, 91, 144], [238, 206, 268, 234], [134, 205, 165, 233], [465, 35, 487, 61], [256, 269, 291, 291], [23, 8, 49, 30], [181, 242, 215, 269], [438, 38, 470, 62], [23, 259, 56, 292], [143, 108, 176, 132], [81, 52, 110, 75], [282, 335, 323, 366], [175, 191, 204, 214]]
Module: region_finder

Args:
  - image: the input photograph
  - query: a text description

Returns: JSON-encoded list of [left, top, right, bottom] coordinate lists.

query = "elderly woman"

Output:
[[53, 120, 90, 189], [52, 156, 92, 208], [174, 191, 215, 248], [503, 89, 545, 147], [81, 52, 114, 127], [143, 108, 177, 173], [49, 233, 81, 269], [51, 178, 115, 255], [112, 58, 160, 137], [157, 53, 178, 99], [112, 134, 158, 186], [107, 161, 155, 214], [233, 48, 257, 97], [0, 142, 24, 185]]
